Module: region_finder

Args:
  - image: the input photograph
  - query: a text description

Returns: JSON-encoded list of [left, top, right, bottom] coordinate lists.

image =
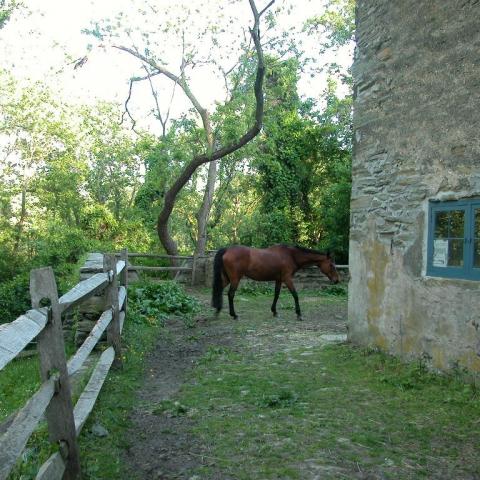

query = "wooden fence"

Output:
[[120, 250, 349, 288], [118, 250, 210, 285], [0, 252, 128, 480]]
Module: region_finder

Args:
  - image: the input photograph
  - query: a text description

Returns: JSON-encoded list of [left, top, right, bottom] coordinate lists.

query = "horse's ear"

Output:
[[326, 250, 331, 258]]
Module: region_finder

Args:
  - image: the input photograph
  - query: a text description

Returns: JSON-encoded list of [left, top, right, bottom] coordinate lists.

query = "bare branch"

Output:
[[120, 78, 139, 134], [113, 45, 211, 136], [164, 81, 178, 133], [259, 0, 276, 17], [112, 0, 275, 255], [156, 0, 275, 254], [142, 65, 164, 134]]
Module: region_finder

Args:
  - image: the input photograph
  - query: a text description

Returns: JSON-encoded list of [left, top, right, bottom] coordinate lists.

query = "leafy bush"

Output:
[[33, 224, 92, 268], [0, 273, 31, 324], [129, 281, 200, 325]]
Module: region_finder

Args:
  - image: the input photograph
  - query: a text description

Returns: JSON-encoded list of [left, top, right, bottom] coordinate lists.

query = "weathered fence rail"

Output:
[[0, 252, 128, 480], [114, 249, 210, 285]]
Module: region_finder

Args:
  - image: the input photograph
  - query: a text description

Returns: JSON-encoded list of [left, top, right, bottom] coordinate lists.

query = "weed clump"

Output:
[[152, 400, 189, 417], [320, 284, 347, 296], [259, 390, 298, 408], [238, 282, 273, 296], [129, 281, 200, 325]]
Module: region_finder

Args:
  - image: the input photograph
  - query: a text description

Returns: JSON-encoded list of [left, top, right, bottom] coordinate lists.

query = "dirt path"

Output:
[[122, 289, 347, 480]]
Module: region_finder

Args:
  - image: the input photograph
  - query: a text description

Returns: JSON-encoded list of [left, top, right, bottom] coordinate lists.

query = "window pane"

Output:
[[448, 239, 464, 267], [434, 211, 449, 238], [474, 240, 480, 268], [475, 208, 480, 238], [449, 210, 465, 238]]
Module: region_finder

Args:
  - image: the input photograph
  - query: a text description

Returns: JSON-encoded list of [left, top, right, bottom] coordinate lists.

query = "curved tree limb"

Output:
[[120, 77, 139, 133], [115, 0, 274, 255], [157, 0, 272, 255]]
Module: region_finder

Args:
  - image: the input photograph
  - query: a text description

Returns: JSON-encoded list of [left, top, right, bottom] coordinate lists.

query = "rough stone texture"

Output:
[[349, 0, 480, 372]]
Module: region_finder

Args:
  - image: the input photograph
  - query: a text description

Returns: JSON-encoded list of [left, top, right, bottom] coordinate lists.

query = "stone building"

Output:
[[348, 1, 480, 371]]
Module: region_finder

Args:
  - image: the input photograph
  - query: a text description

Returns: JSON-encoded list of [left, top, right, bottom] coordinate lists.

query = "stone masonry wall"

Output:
[[349, 0, 480, 371]]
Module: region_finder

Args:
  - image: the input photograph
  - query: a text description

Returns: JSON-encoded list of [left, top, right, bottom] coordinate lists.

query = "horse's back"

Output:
[[223, 245, 294, 281], [219, 246, 247, 281]]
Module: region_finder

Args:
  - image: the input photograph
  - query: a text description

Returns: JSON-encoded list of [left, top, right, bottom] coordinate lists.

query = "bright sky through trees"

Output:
[[0, 0, 352, 135]]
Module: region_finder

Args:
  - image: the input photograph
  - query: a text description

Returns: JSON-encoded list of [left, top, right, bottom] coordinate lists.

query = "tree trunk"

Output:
[[116, 0, 273, 257], [195, 159, 217, 256]]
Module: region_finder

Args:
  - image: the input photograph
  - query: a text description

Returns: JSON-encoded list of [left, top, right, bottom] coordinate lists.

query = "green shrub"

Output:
[[0, 273, 31, 324], [32, 223, 93, 272], [80, 204, 119, 241], [129, 281, 200, 325]]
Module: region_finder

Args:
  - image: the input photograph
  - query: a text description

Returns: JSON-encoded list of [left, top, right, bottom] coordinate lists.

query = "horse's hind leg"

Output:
[[214, 274, 229, 317], [271, 280, 281, 317], [284, 277, 302, 321], [228, 278, 240, 320]]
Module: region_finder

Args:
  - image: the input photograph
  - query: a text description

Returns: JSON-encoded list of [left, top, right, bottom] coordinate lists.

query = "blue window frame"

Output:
[[427, 198, 480, 280]]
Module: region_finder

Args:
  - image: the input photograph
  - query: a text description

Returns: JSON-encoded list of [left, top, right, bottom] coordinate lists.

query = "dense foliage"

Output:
[[0, 0, 354, 322], [207, 59, 352, 261], [129, 281, 200, 325], [0, 72, 153, 321]]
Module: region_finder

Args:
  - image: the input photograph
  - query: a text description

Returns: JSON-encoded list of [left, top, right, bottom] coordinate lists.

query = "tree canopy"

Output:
[[0, 0, 355, 322]]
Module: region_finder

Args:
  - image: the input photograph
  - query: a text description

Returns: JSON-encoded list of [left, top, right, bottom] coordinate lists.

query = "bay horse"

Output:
[[211, 245, 340, 321]]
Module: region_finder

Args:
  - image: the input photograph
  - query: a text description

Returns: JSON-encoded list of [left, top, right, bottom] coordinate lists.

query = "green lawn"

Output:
[[0, 285, 166, 479], [2, 286, 479, 479], [177, 340, 480, 479]]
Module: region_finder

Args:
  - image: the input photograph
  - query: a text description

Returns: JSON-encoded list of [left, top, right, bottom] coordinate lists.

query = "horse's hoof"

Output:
[[231, 315, 238, 320], [272, 312, 278, 317], [297, 315, 303, 321]]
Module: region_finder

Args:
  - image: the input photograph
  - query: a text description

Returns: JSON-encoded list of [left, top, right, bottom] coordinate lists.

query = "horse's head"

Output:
[[318, 253, 340, 284]]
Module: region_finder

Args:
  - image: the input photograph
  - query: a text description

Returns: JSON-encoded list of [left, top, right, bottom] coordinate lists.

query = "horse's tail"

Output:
[[212, 247, 227, 312]]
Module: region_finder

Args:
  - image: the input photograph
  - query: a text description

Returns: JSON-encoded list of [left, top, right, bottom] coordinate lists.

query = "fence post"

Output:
[[30, 267, 81, 480], [103, 254, 122, 368], [120, 248, 128, 317], [191, 254, 198, 286]]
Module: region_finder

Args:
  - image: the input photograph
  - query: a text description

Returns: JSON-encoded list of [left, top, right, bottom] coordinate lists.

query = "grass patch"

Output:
[[237, 282, 273, 296], [177, 342, 480, 479], [78, 281, 199, 479], [77, 311, 164, 479], [0, 356, 41, 423], [1, 280, 200, 479], [0, 308, 164, 479]]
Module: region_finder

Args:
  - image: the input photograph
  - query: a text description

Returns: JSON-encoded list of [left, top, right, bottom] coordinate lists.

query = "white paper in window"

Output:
[[433, 239, 449, 267]]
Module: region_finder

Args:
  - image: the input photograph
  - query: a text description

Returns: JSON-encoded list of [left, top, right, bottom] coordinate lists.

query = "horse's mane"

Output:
[[278, 244, 329, 256]]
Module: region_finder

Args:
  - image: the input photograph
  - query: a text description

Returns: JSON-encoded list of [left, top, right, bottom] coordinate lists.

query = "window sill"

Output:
[[421, 275, 480, 288]]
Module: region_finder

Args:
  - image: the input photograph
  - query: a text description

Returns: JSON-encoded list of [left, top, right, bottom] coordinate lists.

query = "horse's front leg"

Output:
[[271, 280, 281, 317], [284, 277, 302, 321], [228, 280, 239, 320]]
